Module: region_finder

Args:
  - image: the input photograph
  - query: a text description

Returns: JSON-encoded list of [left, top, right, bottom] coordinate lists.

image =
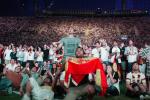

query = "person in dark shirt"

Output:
[[10, 47, 17, 61], [120, 42, 127, 80], [43, 44, 49, 61]]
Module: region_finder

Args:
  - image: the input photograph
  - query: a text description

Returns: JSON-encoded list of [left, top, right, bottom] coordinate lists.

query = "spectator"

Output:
[[35, 47, 44, 68], [91, 41, 101, 58], [4, 46, 12, 64], [43, 44, 49, 61], [106, 65, 120, 96], [58, 33, 81, 59], [126, 62, 147, 98], [10, 47, 17, 61], [124, 40, 138, 73], [5, 59, 18, 72], [100, 40, 110, 66]]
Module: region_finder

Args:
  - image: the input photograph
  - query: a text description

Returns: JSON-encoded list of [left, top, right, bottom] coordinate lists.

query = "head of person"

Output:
[[132, 62, 140, 73], [113, 41, 118, 47], [129, 40, 133, 46], [13, 47, 16, 52], [120, 42, 125, 48], [15, 66, 21, 73], [8, 45, 12, 49], [75, 47, 85, 58], [34, 62, 39, 67], [68, 33, 74, 37], [95, 41, 101, 48], [106, 65, 112, 74], [10, 59, 15, 65], [43, 61, 47, 66], [44, 44, 47, 49]]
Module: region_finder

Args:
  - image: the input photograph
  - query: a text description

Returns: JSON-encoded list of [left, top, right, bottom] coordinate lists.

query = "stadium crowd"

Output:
[[0, 16, 150, 100], [0, 36, 150, 100], [0, 16, 150, 47]]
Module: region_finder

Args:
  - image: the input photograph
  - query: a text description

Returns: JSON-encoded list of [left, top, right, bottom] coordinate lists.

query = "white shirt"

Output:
[[60, 71, 65, 81], [49, 49, 54, 60], [27, 51, 35, 61], [125, 46, 138, 63], [36, 52, 43, 62], [17, 50, 24, 61], [25, 77, 54, 100], [91, 48, 100, 58], [110, 46, 121, 63], [23, 51, 28, 62], [126, 72, 146, 84], [6, 63, 17, 72], [100, 46, 110, 62], [4, 49, 12, 60]]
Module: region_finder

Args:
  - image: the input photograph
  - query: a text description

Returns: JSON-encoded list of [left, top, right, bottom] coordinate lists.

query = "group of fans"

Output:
[[0, 33, 150, 100]]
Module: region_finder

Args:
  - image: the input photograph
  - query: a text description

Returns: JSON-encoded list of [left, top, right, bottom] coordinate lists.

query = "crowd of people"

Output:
[[0, 16, 150, 100], [0, 16, 150, 47], [0, 32, 150, 100]]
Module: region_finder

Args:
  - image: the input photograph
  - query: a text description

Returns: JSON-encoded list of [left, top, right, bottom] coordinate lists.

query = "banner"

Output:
[[64, 57, 108, 95]]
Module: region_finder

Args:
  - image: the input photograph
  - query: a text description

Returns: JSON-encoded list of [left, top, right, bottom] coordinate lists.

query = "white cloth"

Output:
[[60, 71, 65, 81], [36, 52, 44, 62], [139, 64, 146, 74], [91, 48, 100, 58], [6, 63, 18, 72], [4, 49, 12, 60], [22, 77, 54, 100], [49, 49, 54, 60], [125, 46, 138, 63], [110, 46, 121, 63], [100, 46, 110, 62], [17, 51, 24, 61], [23, 51, 28, 62], [27, 51, 35, 61]]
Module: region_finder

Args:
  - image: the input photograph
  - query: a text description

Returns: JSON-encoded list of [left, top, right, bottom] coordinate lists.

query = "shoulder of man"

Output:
[[126, 72, 132, 79]]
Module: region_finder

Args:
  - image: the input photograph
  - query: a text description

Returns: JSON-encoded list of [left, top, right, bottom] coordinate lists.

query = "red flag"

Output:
[[64, 57, 108, 96]]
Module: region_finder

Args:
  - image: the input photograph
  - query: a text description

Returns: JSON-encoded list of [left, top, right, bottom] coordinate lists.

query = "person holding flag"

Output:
[[63, 47, 108, 100]]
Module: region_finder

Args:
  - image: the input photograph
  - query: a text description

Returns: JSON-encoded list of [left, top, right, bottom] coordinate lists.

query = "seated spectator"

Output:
[[5, 59, 18, 72], [22, 76, 54, 100], [0, 64, 12, 94], [139, 42, 150, 96], [126, 62, 147, 98], [63, 47, 107, 100], [22, 65, 60, 100], [106, 65, 120, 96]]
